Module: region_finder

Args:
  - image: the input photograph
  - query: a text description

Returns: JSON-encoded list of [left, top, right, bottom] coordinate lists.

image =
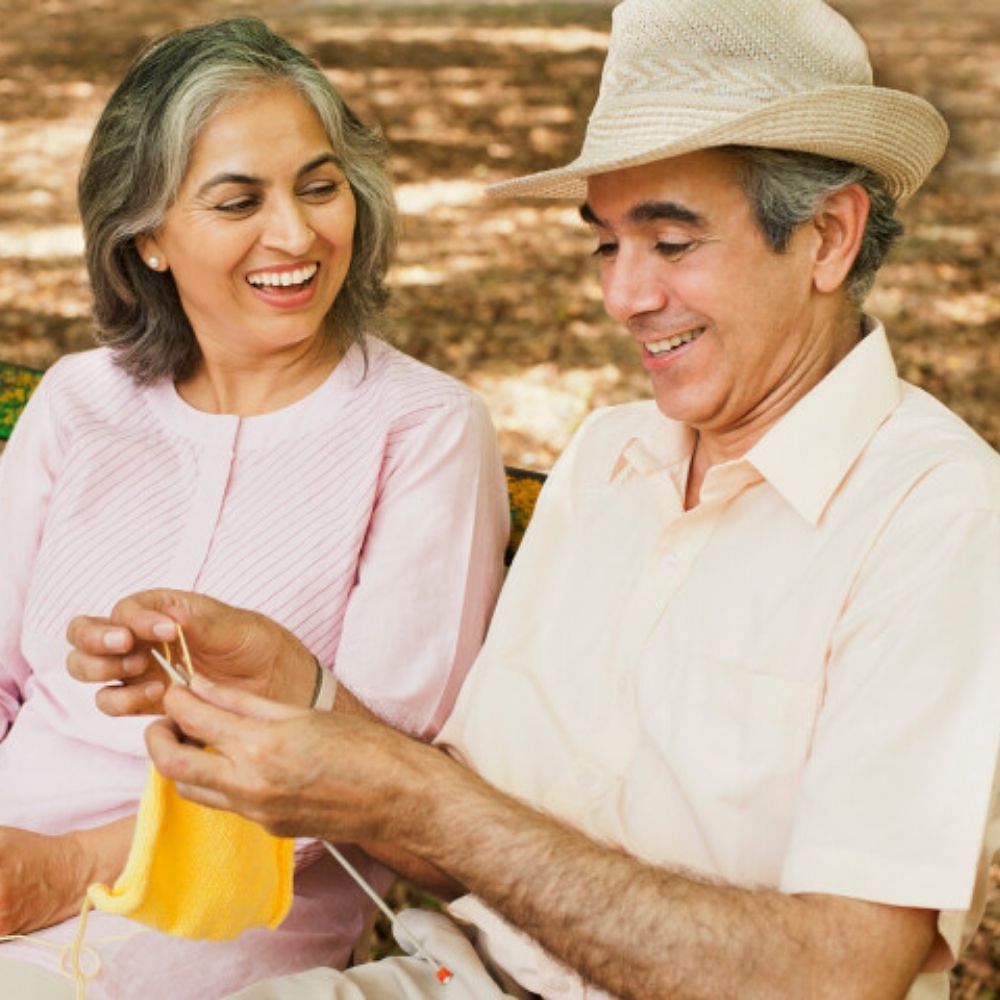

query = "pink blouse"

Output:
[[0, 337, 509, 998]]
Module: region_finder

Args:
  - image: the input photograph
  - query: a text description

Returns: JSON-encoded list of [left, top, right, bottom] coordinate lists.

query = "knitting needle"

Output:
[[151, 644, 451, 983], [151, 647, 191, 688], [322, 840, 454, 985], [175, 625, 195, 681]]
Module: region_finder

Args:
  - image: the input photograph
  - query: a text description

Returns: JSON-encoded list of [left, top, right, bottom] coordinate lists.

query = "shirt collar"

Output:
[[617, 412, 693, 475], [745, 318, 902, 525], [613, 318, 902, 525]]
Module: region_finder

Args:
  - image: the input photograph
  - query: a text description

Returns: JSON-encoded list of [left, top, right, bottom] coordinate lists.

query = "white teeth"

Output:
[[646, 328, 704, 356], [247, 263, 318, 288]]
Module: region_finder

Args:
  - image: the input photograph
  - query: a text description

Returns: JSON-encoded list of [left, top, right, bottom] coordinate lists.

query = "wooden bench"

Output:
[[0, 360, 544, 563]]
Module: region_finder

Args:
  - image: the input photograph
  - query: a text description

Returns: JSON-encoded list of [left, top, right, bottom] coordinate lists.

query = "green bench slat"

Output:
[[0, 361, 44, 441]]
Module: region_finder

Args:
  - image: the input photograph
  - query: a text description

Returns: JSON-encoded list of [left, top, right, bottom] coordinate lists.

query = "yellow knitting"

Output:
[[86, 762, 294, 940], [85, 633, 292, 940]]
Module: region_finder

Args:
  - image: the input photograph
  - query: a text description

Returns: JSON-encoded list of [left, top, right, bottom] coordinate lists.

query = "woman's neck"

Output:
[[176, 336, 342, 417]]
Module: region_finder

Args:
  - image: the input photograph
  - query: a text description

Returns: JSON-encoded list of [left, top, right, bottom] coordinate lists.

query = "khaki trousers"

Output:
[[226, 909, 531, 1000], [0, 957, 75, 999]]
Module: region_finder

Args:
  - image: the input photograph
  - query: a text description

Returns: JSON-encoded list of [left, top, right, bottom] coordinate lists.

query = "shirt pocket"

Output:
[[643, 656, 822, 881], [669, 656, 818, 790]]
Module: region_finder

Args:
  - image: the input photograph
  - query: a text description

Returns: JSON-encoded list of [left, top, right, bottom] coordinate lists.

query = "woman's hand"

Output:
[[0, 818, 134, 935], [66, 590, 317, 717]]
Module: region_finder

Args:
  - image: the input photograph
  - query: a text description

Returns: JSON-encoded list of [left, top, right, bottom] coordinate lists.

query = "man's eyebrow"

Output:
[[194, 154, 343, 198], [578, 200, 706, 228], [629, 200, 705, 227], [579, 202, 603, 226]]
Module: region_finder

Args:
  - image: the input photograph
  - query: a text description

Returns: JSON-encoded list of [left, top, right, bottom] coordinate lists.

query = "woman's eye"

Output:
[[215, 196, 258, 215], [592, 242, 618, 258], [300, 180, 341, 200]]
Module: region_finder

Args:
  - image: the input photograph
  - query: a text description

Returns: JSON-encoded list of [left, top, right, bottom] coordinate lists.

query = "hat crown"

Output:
[[488, 0, 947, 203], [597, 0, 873, 113]]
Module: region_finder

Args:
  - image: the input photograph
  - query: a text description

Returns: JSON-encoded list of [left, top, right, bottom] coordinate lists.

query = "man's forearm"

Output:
[[399, 756, 935, 1000], [140, 675, 935, 998], [362, 840, 465, 901]]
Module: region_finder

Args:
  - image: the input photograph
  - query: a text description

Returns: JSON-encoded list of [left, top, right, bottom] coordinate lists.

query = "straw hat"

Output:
[[489, 0, 948, 202]]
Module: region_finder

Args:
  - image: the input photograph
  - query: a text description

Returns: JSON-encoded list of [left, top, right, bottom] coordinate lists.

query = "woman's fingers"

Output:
[[69, 589, 317, 708], [66, 614, 135, 660], [65, 645, 147, 683], [66, 616, 168, 715], [109, 591, 190, 642], [95, 678, 166, 717]]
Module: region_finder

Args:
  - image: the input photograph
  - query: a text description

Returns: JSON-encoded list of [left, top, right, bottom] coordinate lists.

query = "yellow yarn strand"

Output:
[[0, 893, 104, 1000], [67, 894, 94, 999]]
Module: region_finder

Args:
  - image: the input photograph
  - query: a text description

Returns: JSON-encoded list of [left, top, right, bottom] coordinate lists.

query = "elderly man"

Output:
[[67, 1, 998, 998]]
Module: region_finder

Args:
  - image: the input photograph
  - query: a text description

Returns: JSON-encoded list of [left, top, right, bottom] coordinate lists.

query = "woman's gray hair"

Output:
[[724, 146, 903, 306], [79, 17, 398, 383]]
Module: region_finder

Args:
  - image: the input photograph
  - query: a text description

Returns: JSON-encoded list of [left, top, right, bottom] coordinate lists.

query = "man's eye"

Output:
[[656, 241, 694, 258], [592, 242, 618, 258]]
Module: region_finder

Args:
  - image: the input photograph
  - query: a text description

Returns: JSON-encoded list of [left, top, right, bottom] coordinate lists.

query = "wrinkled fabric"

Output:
[[225, 910, 522, 1000], [0, 336, 509, 998], [438, 321, 1000, 1000]]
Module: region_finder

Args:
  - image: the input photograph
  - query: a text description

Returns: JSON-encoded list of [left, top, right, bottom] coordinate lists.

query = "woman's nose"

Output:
[[260, 198, 314, 256]]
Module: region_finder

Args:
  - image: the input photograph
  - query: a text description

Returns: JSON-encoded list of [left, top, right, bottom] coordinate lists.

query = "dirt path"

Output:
[[0, 1, 997, 992]]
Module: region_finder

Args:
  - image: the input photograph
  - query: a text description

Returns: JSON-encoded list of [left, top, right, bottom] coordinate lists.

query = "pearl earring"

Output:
[[147, 256, 161, 269]]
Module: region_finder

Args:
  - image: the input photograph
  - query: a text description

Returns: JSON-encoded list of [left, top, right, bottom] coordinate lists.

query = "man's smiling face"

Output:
[[584, 149, 836, 443]]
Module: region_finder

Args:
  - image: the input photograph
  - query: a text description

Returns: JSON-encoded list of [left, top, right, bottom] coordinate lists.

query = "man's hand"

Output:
[[0, 819, 134, 935], [145, 677, 454, 844], [66, 590, 317, 717], [143, 679, 938, 999]]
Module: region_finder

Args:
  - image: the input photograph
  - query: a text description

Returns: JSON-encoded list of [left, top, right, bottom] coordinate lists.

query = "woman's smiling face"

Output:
[[140, 84, 357, 367]]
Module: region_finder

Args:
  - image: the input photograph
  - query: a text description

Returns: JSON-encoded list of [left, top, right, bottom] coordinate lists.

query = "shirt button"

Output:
[[664, 553, 677, 567]]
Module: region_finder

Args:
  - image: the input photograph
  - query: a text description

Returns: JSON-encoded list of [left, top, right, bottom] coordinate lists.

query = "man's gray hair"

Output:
[[724, 146, 903, 306], [79, 17, 398, 383]]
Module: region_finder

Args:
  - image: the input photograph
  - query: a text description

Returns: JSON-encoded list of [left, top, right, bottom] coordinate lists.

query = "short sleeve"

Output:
[[781, 495, 1000, 959]]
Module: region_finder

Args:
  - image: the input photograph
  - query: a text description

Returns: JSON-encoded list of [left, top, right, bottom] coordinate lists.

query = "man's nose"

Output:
[[260, 198, 314, 256], [601, 253, 669, 324]]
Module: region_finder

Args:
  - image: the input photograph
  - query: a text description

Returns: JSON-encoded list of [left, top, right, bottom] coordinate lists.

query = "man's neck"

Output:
[[684, 308, 864, 509]]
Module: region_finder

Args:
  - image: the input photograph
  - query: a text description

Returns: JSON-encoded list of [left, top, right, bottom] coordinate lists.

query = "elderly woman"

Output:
[[0, 17, 508, 999]]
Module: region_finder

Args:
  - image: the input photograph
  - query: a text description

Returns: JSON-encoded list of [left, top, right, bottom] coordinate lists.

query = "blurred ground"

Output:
[[0, 0, 997, 993]]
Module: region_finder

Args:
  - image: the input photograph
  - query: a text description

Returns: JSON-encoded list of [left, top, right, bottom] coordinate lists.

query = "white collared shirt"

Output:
[[439, 320, 1000, 1000]]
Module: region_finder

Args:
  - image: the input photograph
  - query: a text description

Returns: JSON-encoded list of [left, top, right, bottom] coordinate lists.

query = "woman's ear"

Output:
[[811, 182, 869, 295], [135, 235, 167, 271]]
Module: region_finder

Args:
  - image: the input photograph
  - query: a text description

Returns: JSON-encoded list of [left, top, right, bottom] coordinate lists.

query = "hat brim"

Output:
[[487, 85, 948, 203]]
